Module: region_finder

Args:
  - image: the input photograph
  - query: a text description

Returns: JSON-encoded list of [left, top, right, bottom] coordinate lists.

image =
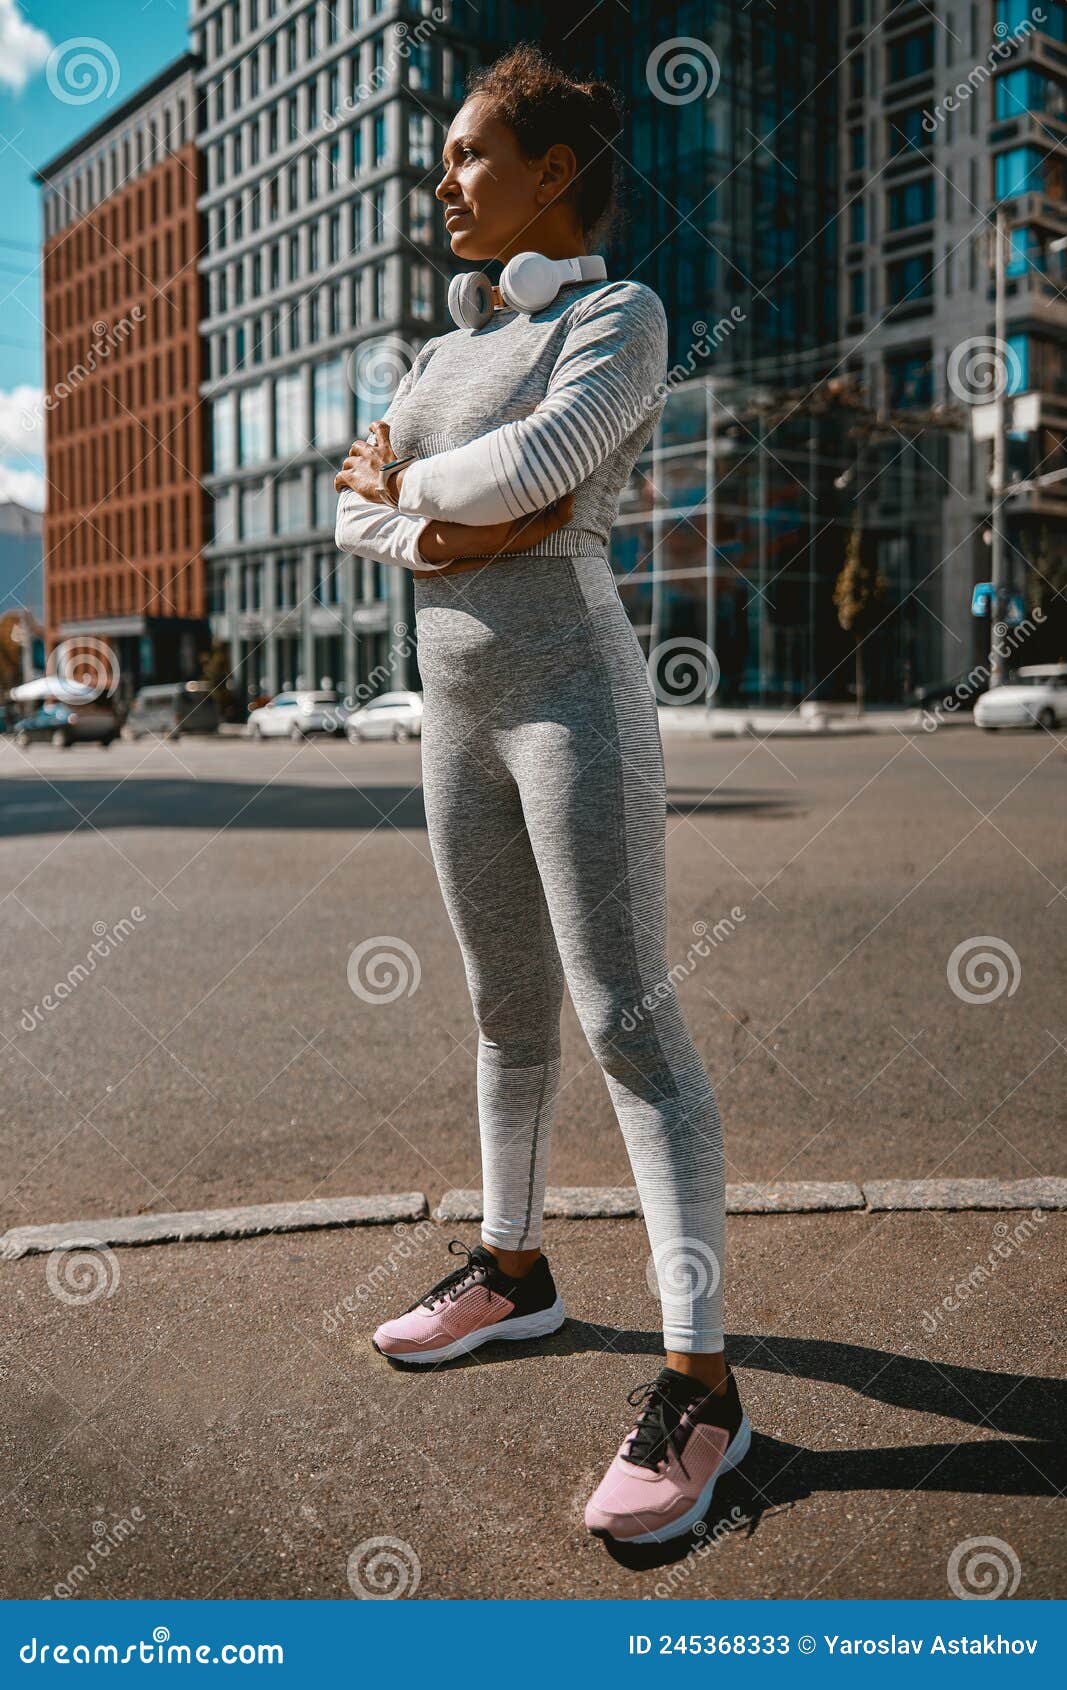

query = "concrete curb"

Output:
[[0, 1193, 428, 1259], [4, 1178, 1062, 1260], [436, 1177, 1066, 1223]]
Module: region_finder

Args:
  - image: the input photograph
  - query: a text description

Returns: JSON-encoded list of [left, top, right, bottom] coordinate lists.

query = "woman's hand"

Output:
[[412, 493, 576, 578], [333, 420, 403, 503]]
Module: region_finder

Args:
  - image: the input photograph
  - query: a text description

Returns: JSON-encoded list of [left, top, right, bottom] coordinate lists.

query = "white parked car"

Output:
[[345, 690, 423, 742], [973, 664, 1067, 732], [247, 691, 348, 740]]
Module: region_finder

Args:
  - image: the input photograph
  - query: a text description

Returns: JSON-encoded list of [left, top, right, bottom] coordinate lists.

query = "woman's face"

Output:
[[435, 96, 575, 262]]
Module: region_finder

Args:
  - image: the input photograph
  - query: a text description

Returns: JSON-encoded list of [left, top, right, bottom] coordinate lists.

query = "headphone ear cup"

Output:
[[448, 271, 494, 330], [499, 251, 557, 314]]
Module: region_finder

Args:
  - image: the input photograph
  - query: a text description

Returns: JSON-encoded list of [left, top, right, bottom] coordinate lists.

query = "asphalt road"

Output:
[[1, 725, 1062, 1232], [2, 1213, 1062, 1599]]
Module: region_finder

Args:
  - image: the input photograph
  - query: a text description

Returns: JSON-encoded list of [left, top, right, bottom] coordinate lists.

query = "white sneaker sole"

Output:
[[375, 1294, 567, 1366], [599, 1413, 753, 1545]]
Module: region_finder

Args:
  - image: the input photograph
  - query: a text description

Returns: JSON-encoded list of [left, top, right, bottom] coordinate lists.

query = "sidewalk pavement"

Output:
[[3, 1211, 1061, 1600], [657, 704, 963, 738]]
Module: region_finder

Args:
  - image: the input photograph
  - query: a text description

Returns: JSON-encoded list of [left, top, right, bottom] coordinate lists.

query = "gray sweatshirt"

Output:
[[334, 278, 669, 569]]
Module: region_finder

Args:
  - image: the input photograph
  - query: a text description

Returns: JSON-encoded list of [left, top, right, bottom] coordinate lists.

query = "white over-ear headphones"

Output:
[[447, 252, 607, 330]]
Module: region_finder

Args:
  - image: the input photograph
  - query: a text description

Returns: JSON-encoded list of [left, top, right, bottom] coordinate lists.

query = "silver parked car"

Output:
[[248, 690, 348, 740], [345, 690, 424, 742]]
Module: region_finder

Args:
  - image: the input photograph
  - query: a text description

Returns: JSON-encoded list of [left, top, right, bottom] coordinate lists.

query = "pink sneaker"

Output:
[[372, 1238, 566, 1365], [585, 1366, 751, 1543]]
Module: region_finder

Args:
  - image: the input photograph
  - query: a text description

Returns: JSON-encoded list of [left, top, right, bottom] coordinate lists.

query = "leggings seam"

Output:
[[560, 562, 678, 1102]]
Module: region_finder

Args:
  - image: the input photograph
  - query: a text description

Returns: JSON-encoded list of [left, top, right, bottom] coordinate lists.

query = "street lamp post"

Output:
[[989, 207, 1009, 688]]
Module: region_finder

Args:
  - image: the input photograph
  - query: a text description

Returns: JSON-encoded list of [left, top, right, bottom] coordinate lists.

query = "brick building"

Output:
[[36, 54, 209, 697]]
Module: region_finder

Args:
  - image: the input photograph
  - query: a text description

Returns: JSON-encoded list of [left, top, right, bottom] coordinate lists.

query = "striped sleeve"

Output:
[[395, 284, 668, 525]]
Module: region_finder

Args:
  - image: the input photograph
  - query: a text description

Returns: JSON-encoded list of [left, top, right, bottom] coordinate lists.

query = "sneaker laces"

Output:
[[621, 1376, 694, 1476], [418, 1239, 492, 1311]]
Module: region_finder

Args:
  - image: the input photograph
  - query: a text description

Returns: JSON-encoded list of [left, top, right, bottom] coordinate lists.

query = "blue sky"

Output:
[[0, 0, 187, 506]]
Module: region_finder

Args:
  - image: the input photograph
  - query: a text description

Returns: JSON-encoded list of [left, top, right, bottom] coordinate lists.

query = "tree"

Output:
[[201, 639, 237, 721], [0, 613, 22, 692], [833, 519, 889, 717]]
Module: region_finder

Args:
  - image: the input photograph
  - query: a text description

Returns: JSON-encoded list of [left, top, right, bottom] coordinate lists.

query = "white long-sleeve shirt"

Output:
[[334, 279, 668, 572]]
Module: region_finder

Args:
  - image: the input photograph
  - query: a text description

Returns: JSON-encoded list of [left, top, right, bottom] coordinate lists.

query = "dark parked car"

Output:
[[912, 672, 989, 716], [13, 700, 120, 748], [125, 682, 220, 740]]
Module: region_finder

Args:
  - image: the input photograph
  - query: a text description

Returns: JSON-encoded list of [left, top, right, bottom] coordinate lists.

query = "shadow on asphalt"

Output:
[[0, 778, 800, 837], [391, 1320, 1066, 1572]]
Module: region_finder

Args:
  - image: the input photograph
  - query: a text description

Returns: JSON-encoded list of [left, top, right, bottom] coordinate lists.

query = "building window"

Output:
[[886, 349, 932, 408], [373, 111, 387, 165], [995, 145, 1046, 200], [887, 176, 934, 229], [240, 482, 270, 540], [212, 393, 235, 472], [408, 113, 434, 168], [886, 252, 933, 306], [848, 269, 865, 316], [849, 129, 865, 171], [329, 139, 341, 190], [275, 369, 307, 456], [238, 381, 270, 465], [276, 475, 306, 533], [329, 210, 342, 263], [313, 356, 348, 445], [887, 28, 933, 82], [409, 187, 433, 243], [371, 186, 385, 243], [351, 123, 363, 175], [849, 199, 865, 244], [411, 262, 433, 320], [997, 0, 1066, 39]]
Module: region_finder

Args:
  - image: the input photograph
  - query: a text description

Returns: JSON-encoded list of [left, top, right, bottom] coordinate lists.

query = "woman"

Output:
[[334, 43, 749, 1547]]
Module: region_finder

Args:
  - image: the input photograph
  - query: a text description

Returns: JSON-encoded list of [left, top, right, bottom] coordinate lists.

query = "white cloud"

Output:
[[0, 462, 45, 508], [0, 0, 52, 93], [0, 385, 44, 456]]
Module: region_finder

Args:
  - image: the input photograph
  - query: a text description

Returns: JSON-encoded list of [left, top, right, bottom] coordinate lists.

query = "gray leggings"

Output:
[[414, 550, 726, 1353]]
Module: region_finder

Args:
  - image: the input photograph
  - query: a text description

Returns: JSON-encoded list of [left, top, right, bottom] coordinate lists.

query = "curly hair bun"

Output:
[[466, 43, 624, 243]]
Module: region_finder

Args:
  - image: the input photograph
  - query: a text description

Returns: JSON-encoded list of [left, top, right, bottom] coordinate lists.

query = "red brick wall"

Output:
[[42, 140, 206, 643]]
